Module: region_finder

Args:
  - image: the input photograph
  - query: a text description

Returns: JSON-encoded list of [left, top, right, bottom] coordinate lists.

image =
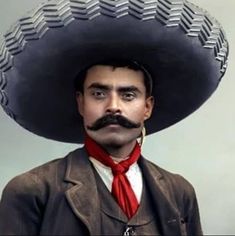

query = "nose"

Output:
[[106, 93, 121, 115]]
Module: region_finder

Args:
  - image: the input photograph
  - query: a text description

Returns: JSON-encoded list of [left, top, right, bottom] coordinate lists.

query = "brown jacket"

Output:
[[0, 148, 202, 235]]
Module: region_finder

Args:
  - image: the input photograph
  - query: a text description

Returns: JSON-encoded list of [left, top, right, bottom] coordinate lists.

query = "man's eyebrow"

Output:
[[87, 83, 142, 94], [87, 83, 110, 91], [117, 86, 142, 94]]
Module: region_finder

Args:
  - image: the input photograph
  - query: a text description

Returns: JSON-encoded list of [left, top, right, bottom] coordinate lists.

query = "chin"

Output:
[[97, 135, 127, 148]]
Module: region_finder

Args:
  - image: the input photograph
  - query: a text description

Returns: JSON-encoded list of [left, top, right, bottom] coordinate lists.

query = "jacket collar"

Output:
[[64, 147, 101, 235]]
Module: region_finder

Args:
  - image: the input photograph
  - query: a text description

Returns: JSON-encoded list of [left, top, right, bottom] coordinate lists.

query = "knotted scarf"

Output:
[[85, 135, 140, 219]]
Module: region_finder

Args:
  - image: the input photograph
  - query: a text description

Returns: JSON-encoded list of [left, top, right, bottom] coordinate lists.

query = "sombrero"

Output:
[[0, 0, 229, 143]]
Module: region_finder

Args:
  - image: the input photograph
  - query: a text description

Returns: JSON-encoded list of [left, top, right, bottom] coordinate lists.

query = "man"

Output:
[[0, 60, 202, 235], [0, 0, 229, 235]]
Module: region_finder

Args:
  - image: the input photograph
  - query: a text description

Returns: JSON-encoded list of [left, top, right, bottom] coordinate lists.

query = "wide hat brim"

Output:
[[0, 0, 229, 143]]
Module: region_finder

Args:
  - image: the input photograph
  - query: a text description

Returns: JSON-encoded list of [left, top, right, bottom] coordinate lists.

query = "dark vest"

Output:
[[93, 169, 161, 236]]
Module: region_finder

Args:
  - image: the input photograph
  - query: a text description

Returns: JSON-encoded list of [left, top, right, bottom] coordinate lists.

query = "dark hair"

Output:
[[74, 59, 153, 97]]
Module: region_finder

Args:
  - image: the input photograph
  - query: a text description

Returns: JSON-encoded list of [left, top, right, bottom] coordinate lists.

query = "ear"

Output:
[[144, 96, 154, 121], [76, 91, 84, 117]]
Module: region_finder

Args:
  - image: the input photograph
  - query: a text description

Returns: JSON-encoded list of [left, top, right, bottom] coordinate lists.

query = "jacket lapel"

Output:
[[139, 157, 182, 236], [63, 149, 183, 235], [64, 148, 101, 235]]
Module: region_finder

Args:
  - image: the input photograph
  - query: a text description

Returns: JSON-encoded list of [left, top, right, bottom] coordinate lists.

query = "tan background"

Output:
[[0, 0, 234, 234]]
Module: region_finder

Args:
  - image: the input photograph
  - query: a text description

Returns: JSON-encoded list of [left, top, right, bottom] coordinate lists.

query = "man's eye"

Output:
[[122, 92, 136, 101], [92, 90, 106, 98]]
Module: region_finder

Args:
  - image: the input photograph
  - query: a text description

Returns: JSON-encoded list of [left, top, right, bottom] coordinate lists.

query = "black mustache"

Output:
[[87, 114, 141, 131]]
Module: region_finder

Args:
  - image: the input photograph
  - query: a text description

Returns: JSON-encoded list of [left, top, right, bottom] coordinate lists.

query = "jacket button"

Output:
[[167, 219, 177, 224]]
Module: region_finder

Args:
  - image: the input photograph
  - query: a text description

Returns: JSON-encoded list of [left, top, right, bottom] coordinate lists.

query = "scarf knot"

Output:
[[112, 164, 128, 175]]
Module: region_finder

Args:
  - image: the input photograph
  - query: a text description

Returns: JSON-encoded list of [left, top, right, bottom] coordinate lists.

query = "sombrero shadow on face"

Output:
[[0, 0, 229, 143]]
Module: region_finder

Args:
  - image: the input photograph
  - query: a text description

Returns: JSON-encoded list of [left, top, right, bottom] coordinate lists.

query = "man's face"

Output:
[[76, 65, 154, 148]]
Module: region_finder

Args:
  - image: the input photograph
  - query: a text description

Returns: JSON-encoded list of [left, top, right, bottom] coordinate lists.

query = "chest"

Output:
[[94, 169, 161, 236]]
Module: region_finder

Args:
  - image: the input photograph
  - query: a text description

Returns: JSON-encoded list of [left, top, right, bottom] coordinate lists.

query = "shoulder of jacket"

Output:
[[2, 147, 83, 197], [141, 157, 196, 197]]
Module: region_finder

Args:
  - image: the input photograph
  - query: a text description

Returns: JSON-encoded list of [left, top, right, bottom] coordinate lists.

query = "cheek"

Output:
[[82, 108, 94, 124], [131, 99, 153, 121], [127, 103, 147, 121], [82, 101, 103, 124]]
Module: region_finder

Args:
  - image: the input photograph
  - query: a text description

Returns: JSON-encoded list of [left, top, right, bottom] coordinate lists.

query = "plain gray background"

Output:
[[0, 0, 234, 234]]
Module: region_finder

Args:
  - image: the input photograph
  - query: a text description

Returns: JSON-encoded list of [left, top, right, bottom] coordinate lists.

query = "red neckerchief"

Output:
[[85, 135, 140, 219]]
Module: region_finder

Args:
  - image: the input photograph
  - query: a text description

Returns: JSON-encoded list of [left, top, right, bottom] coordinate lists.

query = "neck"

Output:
[[101, 140, 137, 159]]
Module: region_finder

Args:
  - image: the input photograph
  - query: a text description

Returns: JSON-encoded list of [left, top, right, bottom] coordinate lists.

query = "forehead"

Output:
[[84, 65, 145, 87]]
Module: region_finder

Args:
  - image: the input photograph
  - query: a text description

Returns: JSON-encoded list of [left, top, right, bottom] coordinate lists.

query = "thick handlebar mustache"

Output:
[[87, 115, 141, 131]]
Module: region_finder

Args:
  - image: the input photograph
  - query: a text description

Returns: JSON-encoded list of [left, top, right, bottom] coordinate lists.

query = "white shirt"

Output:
[[89, 156, 143, 203]]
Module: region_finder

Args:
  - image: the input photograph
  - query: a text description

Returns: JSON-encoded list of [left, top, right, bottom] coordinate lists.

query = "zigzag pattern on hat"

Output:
[[0, 72, 14, 119], [0, 0, 228, 73], [0, 0, 229, 113], [0, 73, 7, 105]]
